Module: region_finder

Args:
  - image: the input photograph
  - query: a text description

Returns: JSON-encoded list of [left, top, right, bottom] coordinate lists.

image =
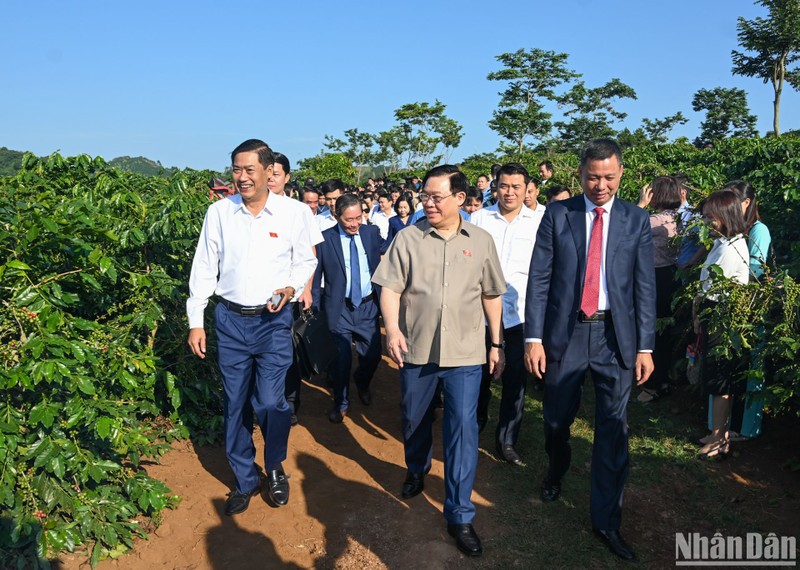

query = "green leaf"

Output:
[[96, 417, 111, 439], [99, 257, 112, 273], [5, 260, 31, 270], [76, 377, 96, 395]]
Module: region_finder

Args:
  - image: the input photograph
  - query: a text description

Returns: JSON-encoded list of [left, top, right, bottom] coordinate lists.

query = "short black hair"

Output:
[[334, 193, 361, 217], [464, 187, 483, 202], [320, 178, 346, 197], [539, 160, 554, 172], [496, 163, 531, 185], [580, 138, 622, 168], [274, 152, 290, 174], [545, 185, 571, 201], [231, 139, 274, 168], [422, 164, 469, 196]]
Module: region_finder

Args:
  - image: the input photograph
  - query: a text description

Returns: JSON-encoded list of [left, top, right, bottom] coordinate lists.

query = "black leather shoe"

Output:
[[447, 523, 483, 556], [401, 470, 425, 499], [357, 387, 371, 406], [328, 407, 347, 423], [267, 468, 290, 506], [497, 444, 524, 466], [593, 528, 635, 561], [540, 478, 561, 502], [224, 484, 260, 515]]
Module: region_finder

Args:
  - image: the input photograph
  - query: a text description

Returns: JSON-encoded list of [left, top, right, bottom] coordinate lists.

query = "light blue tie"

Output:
[[350, 235, 362, 307]]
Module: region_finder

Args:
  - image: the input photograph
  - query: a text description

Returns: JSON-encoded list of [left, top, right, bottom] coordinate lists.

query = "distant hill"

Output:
[[0, 147, 25, 176], [108, 156, 177, 176], [0, 147, 179, 177]]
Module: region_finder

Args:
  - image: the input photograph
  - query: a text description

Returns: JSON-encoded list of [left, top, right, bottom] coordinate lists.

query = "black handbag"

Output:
[[291, 307, 337, 378]]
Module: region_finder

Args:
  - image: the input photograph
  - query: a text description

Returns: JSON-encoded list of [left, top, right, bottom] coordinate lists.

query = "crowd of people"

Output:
[[186, 137, 771, 561]]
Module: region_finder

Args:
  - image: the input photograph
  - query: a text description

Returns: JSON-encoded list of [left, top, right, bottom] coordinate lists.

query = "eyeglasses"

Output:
[[418, 192, 454, 205]]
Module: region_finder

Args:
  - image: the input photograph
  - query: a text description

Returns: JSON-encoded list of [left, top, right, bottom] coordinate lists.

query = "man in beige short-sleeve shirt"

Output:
[[372, 164, 506, 558]]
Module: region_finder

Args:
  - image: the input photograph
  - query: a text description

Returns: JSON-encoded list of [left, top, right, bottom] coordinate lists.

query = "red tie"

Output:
[[581, 207, 605, 317]]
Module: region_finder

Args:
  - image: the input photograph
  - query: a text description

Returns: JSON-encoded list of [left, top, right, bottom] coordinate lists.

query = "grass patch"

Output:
[[474, 378, 799, 568]]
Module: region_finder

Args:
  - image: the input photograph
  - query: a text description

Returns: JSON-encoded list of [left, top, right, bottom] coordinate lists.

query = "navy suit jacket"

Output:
[[312, 223, 383, 330], [524, 195, 656, 368]]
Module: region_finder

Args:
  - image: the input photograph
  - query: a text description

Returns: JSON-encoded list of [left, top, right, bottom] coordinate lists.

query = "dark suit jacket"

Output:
[[524, 195, 656, 368], [312, 223, 383, 330]]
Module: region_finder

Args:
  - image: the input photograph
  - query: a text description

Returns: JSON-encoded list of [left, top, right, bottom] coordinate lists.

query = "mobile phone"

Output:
[[270, 293, 285, 307]]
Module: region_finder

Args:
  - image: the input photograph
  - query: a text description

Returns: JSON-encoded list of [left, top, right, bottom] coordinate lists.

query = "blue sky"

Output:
[[3, 0, 797, 171]]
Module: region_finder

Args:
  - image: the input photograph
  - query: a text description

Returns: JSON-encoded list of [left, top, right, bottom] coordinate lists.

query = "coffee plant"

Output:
[[0, 153, 223, 567]]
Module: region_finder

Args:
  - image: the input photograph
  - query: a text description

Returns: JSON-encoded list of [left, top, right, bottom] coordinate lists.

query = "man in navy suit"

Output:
[[312, 193, 383, 423], [524, 138, 656, 561]]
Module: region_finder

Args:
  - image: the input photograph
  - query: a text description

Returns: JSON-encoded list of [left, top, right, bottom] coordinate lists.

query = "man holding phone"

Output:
[[187, 139, 317, 516]]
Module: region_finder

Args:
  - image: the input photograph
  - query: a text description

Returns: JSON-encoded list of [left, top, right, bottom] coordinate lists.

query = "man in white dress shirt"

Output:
[[187, 139, 317, 516], [370, 190, 396, 239], [471, 163, 544, 466], [317, 179, 343, 232]]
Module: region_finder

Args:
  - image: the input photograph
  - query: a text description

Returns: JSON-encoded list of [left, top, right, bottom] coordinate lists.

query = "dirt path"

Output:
[[58, 354, 498, 569], [55, 352, 800, 569]]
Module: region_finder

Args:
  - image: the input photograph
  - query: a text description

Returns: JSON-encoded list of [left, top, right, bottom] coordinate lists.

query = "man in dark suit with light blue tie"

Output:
[[312, 193, 383, 423], [524, 138, 656, 561]]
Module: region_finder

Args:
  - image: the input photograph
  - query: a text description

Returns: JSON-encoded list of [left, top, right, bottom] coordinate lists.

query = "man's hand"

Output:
[[488, 347, 505, 379], [267, 287, 295, 313], [188, 327, 207, 359], [524, 342, 546, 379], [635, 352, 655, 385], [298, 287, 313, 310], [385, 328, 408, 368]]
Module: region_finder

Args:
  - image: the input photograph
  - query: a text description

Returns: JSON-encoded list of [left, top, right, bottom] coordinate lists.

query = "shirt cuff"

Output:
[[637, 349, 653, 353], [525, 338, 542, 344]]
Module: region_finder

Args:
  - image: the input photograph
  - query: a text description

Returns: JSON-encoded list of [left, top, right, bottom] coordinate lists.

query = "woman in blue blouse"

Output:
[[384, 192, 415, 249]]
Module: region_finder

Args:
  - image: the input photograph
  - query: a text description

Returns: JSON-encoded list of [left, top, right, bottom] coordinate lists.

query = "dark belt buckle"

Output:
[[240, 306, 262, 316], [579, 310, 606, 322]]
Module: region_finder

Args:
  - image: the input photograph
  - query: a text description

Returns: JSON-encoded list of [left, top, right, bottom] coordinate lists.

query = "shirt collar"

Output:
[[583, 194, 615, 213], [337, 225, 357, 238], [421, 218, 471, 238]]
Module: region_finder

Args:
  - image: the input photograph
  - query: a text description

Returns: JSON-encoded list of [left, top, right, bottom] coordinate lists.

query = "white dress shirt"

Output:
[[700, 235, 750, 299], [526, 195, 616, 344], [583, 194, 615, 312], [370, 209, 396, 239], [187, 193, 318, 328], [470, 204, 544, 328], [317, 210, 337, 232]]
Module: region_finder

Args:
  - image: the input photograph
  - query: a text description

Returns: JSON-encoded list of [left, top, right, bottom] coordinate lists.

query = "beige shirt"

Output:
[[372, 219, 506, 366]]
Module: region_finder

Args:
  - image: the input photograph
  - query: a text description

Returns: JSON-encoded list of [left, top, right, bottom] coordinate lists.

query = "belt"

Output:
[[578, 310, 611, 323], [345, 292, 376, 305], [219, 297, 267, 316]]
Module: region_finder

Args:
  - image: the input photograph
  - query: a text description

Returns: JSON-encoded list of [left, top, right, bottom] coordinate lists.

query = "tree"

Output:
[[553, 78, 637, 150], [486, 48, 580, 157], [323, 128, 377, 183], [691, 87, 758, 146], [392, 100, 463, 170], [641, 112, 689, 144], [296, 152, 357, 184], [732, 0, 800, 136]]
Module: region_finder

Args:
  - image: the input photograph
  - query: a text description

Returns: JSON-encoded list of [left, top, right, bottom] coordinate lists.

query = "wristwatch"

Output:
[[490, 341, 505, 349]]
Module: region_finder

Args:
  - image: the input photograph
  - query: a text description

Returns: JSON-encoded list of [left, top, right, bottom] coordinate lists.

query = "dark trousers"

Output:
[[401, 363, 482, 525], [478, 325, 527, 446], [215, 303, 293, 494], [543, 318, 632, 530], [330, 298, 381, 411]]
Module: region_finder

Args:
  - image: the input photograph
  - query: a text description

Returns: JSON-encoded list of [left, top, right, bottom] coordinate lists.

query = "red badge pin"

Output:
[[463, 249, 472, 257], [269, 232, 278, 238]]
